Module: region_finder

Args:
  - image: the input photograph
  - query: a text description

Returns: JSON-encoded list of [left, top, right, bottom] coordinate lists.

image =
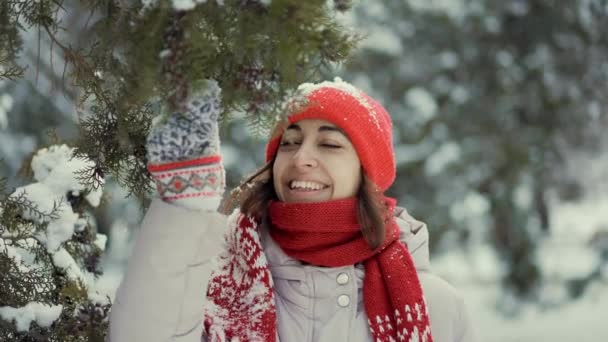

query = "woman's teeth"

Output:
[[289, 181, 326, 190]]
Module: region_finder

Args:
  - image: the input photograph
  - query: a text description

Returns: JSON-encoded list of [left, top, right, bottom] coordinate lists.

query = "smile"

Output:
[[289, 180, 329, 191]]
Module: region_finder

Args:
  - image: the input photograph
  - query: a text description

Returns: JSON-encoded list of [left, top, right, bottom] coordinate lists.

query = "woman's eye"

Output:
[[321, 143, 342, 149], [279, 140, 300, 146]]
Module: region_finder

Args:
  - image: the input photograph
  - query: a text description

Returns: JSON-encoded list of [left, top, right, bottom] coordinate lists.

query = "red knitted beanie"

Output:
[[266, 79, 396, 191]]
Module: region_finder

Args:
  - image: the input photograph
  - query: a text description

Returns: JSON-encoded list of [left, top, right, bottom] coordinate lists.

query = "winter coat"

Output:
[[108, 199, 477, 342]]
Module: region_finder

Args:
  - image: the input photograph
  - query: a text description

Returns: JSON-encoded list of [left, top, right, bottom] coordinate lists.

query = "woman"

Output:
[[109, 78, 476, 342]]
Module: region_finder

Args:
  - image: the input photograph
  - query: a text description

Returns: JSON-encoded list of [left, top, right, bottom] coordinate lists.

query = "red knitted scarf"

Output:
[[203, 198, 433, 342]]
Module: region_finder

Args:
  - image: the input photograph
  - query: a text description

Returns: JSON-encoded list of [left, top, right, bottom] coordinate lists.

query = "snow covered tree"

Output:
[[0, 145, 109, 341]]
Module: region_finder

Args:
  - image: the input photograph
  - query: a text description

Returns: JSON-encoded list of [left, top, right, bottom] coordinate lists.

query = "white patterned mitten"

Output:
[[146, 80, 225, 211]]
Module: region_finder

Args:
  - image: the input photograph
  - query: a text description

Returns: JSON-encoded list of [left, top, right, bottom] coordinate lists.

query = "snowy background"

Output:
[[2, 0, 607, 340]]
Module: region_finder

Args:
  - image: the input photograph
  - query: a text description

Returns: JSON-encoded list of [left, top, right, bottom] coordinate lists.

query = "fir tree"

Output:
[[1, 0, 358, 338], [1, 145, 109, 341], [1, 0, 358, 201]]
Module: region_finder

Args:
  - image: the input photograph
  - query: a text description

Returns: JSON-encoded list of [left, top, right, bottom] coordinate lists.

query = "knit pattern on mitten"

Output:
[[146, 81, 225, 211], [149, 158, 225, 211], [146, 84, 222, 164]]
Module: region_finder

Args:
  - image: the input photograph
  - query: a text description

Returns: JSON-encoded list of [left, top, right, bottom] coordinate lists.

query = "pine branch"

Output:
[[0, 64, 25, 80], [4, 191, 63, 224]]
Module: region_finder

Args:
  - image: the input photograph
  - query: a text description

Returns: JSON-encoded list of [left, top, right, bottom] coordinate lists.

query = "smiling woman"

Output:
[[273, 120, 362, 203], [109, 78, 477, 342]]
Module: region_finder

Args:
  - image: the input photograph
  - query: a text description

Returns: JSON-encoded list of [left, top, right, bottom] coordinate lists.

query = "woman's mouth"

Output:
[[284, 181, 331, 201], [288, 180, 329, 192]]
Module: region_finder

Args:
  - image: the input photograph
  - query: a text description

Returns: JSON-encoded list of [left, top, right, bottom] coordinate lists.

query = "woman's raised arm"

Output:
[[109, 81, 227, 341]]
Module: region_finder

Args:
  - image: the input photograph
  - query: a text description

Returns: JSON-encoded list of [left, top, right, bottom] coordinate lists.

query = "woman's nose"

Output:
[[292, 144, 318, 169]]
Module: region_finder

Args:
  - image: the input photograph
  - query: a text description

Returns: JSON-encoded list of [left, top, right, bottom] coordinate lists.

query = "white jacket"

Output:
[[109, 199, 477, 342]]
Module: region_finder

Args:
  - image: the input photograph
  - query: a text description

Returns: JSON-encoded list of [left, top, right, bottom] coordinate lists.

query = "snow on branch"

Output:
[[0, 144, 109, 339]]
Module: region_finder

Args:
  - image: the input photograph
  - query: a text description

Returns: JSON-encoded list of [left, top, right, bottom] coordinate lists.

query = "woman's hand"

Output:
[[146, 80, 225, 211], [147, 79, 222, 164]]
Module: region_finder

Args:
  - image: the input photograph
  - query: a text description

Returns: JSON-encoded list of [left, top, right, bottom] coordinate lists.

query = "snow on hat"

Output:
[[266, 77, 395, 191]]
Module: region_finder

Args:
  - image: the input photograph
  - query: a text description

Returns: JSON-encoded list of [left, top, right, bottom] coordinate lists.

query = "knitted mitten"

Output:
[[146, 80, 225, 211]]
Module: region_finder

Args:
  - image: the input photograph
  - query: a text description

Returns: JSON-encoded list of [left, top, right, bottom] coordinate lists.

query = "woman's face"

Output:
[[272, 119, 362, 203]]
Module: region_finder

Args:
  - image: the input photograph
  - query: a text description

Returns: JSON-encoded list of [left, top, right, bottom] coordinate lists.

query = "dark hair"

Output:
[[356, 176, 387, 249], [221, 162, 388, 250], [220, 161, 276, 222]]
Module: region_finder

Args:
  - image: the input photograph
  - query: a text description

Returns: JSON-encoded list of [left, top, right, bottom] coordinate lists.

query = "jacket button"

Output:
[[336, 272, 349, 285], [337, 294, 350, 307]]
